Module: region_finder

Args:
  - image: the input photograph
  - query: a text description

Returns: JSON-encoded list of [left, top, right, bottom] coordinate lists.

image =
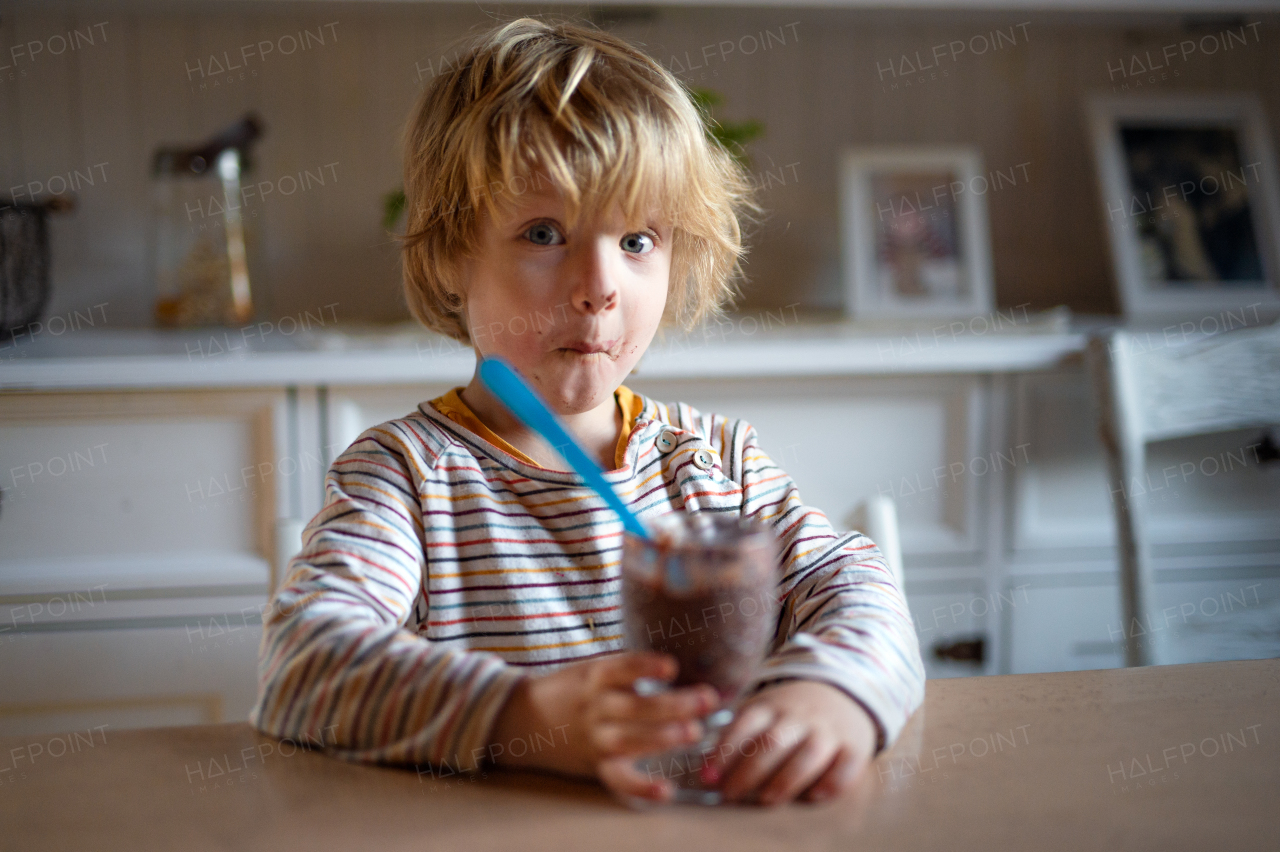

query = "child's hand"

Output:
[[702, 679, 878, 806], [488, 651, 719, 801]]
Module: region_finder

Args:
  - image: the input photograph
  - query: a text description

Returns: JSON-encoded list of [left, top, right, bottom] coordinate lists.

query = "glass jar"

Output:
[[150, 115, 262, 328], [620, 512, 780, 804]]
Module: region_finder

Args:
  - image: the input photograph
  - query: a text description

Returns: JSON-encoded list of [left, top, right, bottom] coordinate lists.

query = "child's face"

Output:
[[461, 176, 671, 414]]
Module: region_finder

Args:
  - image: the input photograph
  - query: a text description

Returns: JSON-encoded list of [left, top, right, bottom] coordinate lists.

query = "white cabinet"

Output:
[[1003, 572, 1280, 674], [902, 580, 1001, 680], [1004, 579, 1125, 674], [0, 390, 284, 736], [2, 329, 1276, 736], [324, 383, 456, 459], [1, 620, 264, 738], [1009, 370, 1280, 556], [1005, 369, 1280, 673], [626, 375, 990, 559]]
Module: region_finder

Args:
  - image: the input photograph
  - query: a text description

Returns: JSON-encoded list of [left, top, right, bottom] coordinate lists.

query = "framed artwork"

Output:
[[1087, 93, 1280, 323], [839, 146, 995, 319]]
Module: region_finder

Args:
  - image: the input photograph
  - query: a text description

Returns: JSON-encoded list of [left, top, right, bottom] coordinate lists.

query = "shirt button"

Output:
[[656, 429, 678, 453], [692, 449, 716, 470]]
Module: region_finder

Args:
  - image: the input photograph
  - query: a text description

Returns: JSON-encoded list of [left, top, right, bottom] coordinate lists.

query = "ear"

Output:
[[441, 250, 473, 301]]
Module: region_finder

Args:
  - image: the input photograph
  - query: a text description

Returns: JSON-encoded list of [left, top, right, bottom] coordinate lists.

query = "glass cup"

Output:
[[620, 512, 779, 805]]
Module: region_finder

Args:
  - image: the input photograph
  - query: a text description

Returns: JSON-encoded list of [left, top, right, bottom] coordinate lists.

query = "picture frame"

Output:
[[839, 146, 995, 320], [1086, 93, 1280, 324]]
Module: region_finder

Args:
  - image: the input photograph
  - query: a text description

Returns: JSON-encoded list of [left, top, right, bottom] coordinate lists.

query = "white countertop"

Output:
[[0, 313, 1092, 391]]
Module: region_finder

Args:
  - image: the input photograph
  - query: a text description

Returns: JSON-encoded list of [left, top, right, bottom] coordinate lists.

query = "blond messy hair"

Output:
[[399, 17, 761, 343]]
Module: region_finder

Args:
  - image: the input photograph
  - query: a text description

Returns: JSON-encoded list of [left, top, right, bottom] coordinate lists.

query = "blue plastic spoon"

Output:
[[478, 357, 649, 540]]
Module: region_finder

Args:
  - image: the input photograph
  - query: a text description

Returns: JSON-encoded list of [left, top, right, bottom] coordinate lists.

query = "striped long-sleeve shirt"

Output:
[[250, 384, 926, 772]]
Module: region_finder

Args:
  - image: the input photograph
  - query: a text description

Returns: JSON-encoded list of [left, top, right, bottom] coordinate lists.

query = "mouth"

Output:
[[559, 339, 620, 358]]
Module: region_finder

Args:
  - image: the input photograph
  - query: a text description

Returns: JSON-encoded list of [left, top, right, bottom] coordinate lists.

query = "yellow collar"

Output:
[[429, 384, 646, 471]]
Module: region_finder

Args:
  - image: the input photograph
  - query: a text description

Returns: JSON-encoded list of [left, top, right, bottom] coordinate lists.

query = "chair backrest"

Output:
[[1087, 321, 1280, 667], [1106, 323, 1280, 446], [850, 494, 904, 591]]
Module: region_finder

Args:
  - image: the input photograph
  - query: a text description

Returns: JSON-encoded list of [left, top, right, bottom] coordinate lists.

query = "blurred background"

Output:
[[2, 0, 1278, 739], [9, 4, 1280, 321]]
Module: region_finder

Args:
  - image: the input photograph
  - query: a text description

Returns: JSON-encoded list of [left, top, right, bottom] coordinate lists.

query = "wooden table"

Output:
[[3, 659, 1277, 851]]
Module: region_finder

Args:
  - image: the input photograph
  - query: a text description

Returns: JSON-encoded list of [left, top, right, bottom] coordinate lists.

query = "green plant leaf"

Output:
[[383, 188, 406, 232], [689, 86, 765, 168]]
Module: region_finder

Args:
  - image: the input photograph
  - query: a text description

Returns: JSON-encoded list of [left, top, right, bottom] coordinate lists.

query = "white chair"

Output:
[[1086, 321, 1280, 667], [850, 494, 904, 590]]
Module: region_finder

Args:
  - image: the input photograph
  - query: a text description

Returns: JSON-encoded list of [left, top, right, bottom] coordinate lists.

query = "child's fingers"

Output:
[[800, 746, 863, 803], [591, 718, 703, 756], [754, 735, 839, 806], [589, 651, 677, 690], [717, 720, 808, 803], [703, 702, 776, 775], [596, 683, 718, 724], [598, 754, 674, 804]]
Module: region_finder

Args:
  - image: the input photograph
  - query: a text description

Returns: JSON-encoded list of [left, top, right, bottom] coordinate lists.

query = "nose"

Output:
[[568, 237, 619, 316]]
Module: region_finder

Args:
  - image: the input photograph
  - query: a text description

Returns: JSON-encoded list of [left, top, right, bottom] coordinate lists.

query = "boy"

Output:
[[251, 17, 925, 806]]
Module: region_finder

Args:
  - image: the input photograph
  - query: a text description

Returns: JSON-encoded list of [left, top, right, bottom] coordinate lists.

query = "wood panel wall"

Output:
[[2, 2, 1277, 327]]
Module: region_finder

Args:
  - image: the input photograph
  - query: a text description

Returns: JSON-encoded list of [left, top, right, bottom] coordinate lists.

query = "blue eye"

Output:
[[621, 232, 654, 254], [525, 223, 563, 245]]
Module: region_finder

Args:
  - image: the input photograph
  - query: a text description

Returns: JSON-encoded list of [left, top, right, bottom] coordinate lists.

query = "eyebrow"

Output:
[[498, 188, 668, 234]]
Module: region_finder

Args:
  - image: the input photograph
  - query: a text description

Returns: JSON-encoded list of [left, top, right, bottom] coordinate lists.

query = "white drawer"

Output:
[[1005, 568, 1280, 673], [905, 582, 1008, 679], [0, 617, 263, 738], [0, 390, 287, 583], [1005, 578, 1124, 674]]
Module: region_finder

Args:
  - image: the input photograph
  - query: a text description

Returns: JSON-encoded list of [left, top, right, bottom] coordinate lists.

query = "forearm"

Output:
[[485, 665, 589, 775], [487, 677, 550, 769], [252, 597, 525, 771]]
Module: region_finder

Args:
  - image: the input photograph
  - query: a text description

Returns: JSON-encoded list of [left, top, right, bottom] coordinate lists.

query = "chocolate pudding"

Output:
[[621, 513, 779, 700]]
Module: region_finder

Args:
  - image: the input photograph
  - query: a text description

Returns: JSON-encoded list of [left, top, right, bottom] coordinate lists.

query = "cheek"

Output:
[[463, 260, 543, 349], [631, 258, 671, 326], [484, 259, 562, 311], [465, 288, 560, 360]]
